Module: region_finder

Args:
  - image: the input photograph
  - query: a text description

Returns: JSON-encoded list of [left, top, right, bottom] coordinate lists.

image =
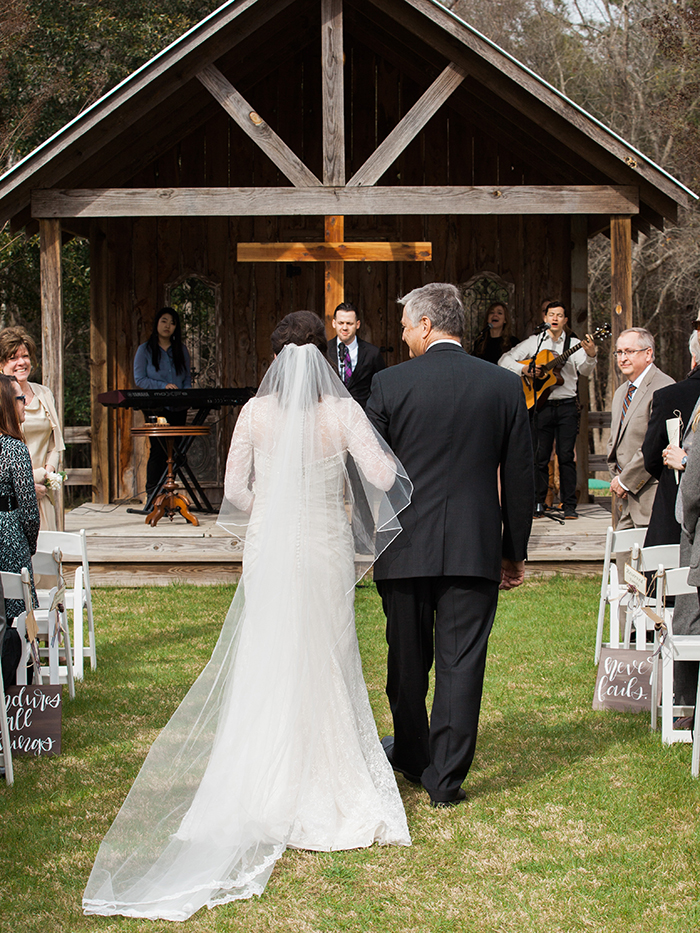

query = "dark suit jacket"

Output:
[[641, 367, 700, 546], [366, 343, 534, 583], [327, 337, 386, 409]]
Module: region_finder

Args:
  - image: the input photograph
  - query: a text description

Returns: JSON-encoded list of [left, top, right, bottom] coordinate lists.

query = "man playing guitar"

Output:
[[498, 301, 598, 519]]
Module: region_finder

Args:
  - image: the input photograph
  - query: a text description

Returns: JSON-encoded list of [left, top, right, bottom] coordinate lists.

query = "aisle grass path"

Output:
[[1, 577, 698, 932]]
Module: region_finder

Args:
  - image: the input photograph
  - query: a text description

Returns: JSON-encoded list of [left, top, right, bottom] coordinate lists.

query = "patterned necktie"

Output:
[[339, 344, 352, 385], [620, 383, 636, 424]]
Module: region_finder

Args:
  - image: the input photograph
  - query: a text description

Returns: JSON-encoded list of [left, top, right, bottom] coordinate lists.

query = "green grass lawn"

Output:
[[1, 577, 699, 933]]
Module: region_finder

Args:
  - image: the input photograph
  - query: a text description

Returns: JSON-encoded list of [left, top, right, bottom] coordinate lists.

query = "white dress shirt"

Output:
[[498, 331, 596, 400]]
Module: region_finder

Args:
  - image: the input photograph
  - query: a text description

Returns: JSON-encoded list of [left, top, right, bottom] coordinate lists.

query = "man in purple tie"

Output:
[[607, 327, 674, 530], [327, 302, 385, 409]]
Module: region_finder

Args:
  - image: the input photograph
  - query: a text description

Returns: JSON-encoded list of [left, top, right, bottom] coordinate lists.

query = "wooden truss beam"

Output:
[[197, 64, 321, 187], [33, 185, 640, 217], [322, 0, 345, 186], [347, 62, 466, 187]]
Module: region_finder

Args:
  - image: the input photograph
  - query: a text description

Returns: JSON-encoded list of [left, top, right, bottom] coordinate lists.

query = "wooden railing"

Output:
[[63, 413, 615, 487], [588, 411, 611, 473], [64, 425, 92, 486]]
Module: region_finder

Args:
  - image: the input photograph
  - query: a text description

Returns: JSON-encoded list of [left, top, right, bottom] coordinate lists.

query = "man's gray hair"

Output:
[[399, 283, 465, 339], [619, 326, 655, 359], [689, 329, 700, 363]]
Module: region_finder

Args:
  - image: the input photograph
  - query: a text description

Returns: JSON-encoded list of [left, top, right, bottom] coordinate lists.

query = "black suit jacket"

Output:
[[366, 343, 534, 583], [327, 337, 386, 409], [642, 367, 700, 546]]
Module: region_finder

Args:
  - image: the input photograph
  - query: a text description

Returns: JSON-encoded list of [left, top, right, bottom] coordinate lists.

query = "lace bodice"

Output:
[[225, 395, 398, 514]]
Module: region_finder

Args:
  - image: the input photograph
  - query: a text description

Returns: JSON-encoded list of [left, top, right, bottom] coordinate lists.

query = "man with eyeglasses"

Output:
[[607, 327, 674, 530]]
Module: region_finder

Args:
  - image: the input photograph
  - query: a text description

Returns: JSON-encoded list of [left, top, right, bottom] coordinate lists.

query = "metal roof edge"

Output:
[[0, 0, 242, 190], [428, 0, 697, 201]]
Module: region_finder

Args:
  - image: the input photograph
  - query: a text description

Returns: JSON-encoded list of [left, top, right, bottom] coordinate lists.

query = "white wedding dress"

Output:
[[83, 345, 412, 921]]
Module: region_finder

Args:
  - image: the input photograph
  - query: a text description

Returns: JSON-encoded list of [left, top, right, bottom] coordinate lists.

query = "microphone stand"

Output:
[[530, 326, 565, 525]]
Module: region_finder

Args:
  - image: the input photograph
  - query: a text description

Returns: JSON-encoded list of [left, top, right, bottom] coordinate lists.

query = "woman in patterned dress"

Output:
[[0, 327, 65, 530], [0, 373, 39, 686]]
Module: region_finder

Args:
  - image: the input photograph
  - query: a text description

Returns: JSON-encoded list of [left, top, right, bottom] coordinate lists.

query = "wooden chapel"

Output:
[[0, 0, 693, 505]]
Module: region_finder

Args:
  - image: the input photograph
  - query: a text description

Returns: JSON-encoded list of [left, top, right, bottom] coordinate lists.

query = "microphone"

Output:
[[534, 322, 551, 333]]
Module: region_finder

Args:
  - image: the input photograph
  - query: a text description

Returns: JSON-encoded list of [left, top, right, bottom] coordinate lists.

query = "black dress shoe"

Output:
[[430, 788, 467, 809], [380, 735, 423, 785]]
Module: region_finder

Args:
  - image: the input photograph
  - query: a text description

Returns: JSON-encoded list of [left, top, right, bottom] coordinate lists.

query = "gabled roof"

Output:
[[0, 0, 693, 231]]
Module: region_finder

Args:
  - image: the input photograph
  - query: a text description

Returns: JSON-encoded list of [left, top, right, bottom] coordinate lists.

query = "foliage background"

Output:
[[2, 1, 700, 426]]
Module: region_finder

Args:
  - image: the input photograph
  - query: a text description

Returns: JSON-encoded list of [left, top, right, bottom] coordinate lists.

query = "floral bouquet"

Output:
[[44, 470, 67, 506]]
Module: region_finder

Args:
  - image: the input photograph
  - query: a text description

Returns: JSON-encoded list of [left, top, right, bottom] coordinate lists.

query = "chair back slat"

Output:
[[610, 526, 648, 553], [638, 544, 681, 574]]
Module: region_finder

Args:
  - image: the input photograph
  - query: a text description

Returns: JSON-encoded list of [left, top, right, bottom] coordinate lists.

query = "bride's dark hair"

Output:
[[270, 311, 327, 355]]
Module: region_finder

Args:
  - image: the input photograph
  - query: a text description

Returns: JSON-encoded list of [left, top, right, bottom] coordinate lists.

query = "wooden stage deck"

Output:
[[65, 499, 611, 585]]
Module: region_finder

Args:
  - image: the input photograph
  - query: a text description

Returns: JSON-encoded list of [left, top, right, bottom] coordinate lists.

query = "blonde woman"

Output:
[[0, 326, 65, 529]]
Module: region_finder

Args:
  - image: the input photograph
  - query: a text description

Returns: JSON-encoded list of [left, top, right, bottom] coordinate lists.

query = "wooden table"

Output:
[[131, 424, 210, 527]]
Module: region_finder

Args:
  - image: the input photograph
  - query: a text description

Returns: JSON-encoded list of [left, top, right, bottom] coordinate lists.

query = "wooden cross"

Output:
[[237, 216, 431, 331]]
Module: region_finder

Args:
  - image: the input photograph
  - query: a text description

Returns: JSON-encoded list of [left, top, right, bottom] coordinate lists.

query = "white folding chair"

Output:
[[623, 543, 681, 651], [18, 548, 75, 699], [595, 525, 647, 663], [655, 567, 700, 764], [0, 568, 34, 786], [35, 529, 95, 680]]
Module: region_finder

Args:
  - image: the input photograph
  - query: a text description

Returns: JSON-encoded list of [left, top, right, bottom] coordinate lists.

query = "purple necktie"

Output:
[[340, 344, 352, 384]]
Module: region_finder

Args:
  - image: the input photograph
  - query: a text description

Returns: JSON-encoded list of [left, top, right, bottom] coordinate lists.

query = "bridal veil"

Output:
[[83, 344, 412, 920]]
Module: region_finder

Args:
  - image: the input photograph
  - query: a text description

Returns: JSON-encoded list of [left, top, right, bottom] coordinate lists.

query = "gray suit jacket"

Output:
[[681, 429, 700, 587], [607, 363, 675, 526]]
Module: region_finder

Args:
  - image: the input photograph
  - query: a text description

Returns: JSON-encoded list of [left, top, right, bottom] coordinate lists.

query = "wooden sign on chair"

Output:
[[1, 685, 62, 757]]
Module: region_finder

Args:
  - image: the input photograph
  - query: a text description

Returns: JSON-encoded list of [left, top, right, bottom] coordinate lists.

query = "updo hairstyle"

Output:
[[270, 311, 328, 355]]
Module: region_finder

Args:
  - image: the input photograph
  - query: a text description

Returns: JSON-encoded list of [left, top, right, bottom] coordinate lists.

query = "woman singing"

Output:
[[471, 302, 518, 365]]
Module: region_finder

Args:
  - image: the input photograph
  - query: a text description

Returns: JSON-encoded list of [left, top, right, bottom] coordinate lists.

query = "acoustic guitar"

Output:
[[519, 323, 611, 410]]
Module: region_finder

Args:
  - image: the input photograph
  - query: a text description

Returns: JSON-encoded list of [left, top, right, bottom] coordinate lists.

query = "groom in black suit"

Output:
[[327, 302, 386, 409], [366, 283, 534, 807]]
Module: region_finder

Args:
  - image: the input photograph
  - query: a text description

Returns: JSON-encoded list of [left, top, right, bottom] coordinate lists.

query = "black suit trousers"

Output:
[[376, 575, 499, 801]]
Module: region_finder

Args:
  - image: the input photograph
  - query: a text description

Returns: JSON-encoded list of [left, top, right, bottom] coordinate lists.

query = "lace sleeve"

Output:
[[346, 402, 399, 492], [224, 403, 255, 513]]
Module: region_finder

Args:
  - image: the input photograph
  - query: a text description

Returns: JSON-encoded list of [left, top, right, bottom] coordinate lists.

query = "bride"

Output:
[[83, 311, 412, 921]]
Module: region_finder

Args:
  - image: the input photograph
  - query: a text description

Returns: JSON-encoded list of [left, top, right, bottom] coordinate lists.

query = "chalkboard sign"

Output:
[[593, 648, 657, 713], [0, 685, 62, 756]]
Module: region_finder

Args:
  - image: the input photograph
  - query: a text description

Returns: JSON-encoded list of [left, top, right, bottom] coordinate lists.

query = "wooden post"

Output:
[[324, 215, 344, 333], [571, 216, 590, 502], [610, 215, 633, 392], [322, 0, 345, 334], [90, 223, 110, 503], [321, 0, 345, 188], [39, 218, 64, 529]]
